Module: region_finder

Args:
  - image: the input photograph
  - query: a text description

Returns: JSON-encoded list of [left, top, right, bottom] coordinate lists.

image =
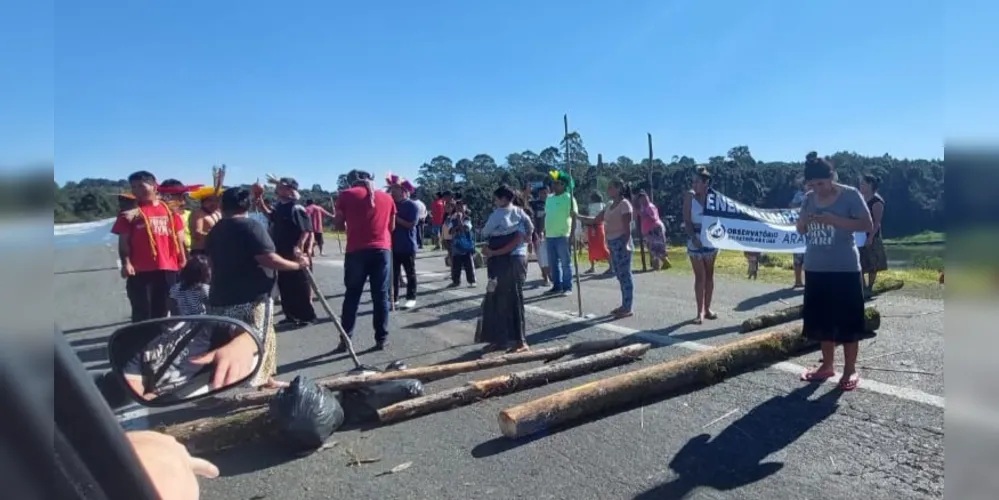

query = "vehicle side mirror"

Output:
[[106, 316, 263, 407]]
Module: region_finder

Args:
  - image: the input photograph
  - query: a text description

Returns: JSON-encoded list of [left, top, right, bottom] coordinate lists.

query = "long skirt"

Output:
[[802, 271, 870, 344], [475, 255, 528, 347], [859, 235, 889, 273], [645, 222, 669, 261], [209, 297, 278, 387], [586, 224, 610, 262]]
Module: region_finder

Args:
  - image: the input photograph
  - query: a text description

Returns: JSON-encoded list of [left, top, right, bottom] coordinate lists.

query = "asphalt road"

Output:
[[56, 235, 945, 500]]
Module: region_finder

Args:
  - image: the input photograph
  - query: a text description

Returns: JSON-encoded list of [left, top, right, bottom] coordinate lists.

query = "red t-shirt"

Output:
[[335, 187, 396, 253], [431, 199, 446, 225], [111, 202, 186, 273]]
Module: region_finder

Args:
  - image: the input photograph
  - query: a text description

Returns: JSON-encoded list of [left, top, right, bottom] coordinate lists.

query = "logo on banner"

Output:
[[706, 221, 727, 242]]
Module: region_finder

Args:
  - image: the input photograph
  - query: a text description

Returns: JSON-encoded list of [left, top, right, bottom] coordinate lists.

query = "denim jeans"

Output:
[[545, 236, 573, 291], [341, 249, 391, 342]]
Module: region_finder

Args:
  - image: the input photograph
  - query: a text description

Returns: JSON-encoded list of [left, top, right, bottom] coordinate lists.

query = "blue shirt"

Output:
[[392, 199, 419, 254], [511, 218, 530, 256]]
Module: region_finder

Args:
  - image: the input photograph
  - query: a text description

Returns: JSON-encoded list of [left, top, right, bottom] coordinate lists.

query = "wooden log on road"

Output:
[[158, 407, 272, 456], [221, 338, 634, 409], [739, 278, 899, 333], [497, 312, 880, 439], [378, 343, 651, 424]]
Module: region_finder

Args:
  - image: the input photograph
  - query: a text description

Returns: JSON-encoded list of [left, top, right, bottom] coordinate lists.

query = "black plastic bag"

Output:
[[341, 379, 425, 423], [269, 375, 345, 454]]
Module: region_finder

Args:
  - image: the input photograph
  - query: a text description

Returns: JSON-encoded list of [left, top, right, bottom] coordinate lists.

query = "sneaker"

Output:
[[373, 339, 388, 351], [544, 286, 562, 295], [331, 341, 348, 354], [447, 282, 460, 288], [561, 289, 572, 297], [467, 282, 477, 288], [403, 299, 417, 309]]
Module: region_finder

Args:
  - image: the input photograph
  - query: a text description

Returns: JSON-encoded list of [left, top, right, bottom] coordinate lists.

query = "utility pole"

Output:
[[564, 114, 584, 318]]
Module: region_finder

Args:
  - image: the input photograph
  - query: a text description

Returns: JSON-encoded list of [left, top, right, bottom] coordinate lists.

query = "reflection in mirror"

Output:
[[106, 316, 262, 407]]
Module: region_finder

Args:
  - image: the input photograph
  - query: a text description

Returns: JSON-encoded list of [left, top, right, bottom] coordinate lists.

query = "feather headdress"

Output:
[[385, 172, 415, 194]]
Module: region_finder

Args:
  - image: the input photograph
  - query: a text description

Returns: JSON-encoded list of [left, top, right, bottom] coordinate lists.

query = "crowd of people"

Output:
[[110, 151, 881, 394]]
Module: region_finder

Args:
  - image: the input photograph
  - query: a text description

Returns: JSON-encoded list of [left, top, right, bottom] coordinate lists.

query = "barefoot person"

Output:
[[796, 153, 874, 391], [112, 171, 188, 323], [333, 171, 396, 352], [683, 167, 719, 324], [579, 179, 635, 319]]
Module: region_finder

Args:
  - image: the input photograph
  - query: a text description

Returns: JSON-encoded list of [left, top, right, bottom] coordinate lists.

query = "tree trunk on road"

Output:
[[378, 343, 651, 424], [740, 280, 895, 333], [217, 338, 635, 409], [497, 313, 880, 439]]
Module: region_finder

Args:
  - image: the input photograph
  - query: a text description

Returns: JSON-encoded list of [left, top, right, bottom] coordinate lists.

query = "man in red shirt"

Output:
[[111, 171, 188, 322], [333, 171, 396, 352], [430, 190, 450, 250]]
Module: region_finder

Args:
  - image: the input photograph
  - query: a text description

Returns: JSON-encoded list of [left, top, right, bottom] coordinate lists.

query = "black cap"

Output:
[[278, 177, 299, 190]]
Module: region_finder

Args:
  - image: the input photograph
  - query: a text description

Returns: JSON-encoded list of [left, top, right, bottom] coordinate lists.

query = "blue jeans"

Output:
[[546, 236, 573, 291], [341, 249, 391, 342], [607, 236, 634, 310]]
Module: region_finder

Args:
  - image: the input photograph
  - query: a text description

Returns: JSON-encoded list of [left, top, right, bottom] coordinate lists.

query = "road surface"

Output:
[[56, 231, 945, 499]]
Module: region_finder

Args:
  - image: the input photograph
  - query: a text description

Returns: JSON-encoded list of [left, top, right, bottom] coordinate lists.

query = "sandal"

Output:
[[800, 368, 837, 382], [838, 374, 860, 391]]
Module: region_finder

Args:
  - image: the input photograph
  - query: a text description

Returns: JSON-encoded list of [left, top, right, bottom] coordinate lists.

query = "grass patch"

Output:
[[885, 231, 945, 245]]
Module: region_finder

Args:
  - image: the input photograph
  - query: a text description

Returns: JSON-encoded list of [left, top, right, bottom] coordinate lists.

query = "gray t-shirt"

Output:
[[800, 185, 871, 272]]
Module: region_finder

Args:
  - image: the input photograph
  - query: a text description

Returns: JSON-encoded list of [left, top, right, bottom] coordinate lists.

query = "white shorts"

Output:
[[536, 239, 549, 267]]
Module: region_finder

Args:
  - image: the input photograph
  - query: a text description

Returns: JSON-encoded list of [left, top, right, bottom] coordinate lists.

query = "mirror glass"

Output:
[[107, 316, 262, 406]]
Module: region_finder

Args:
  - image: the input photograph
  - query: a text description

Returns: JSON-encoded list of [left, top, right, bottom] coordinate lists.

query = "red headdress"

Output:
[[385, 172, 415, 194]]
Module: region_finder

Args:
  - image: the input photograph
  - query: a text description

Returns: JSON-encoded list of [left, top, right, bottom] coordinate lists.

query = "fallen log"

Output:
[[740, 279, 895, 333], [158, 406, 272, 455], [378, 343, 651, 424], [497, 314, 880, 439], [221, 338, 634, 409]]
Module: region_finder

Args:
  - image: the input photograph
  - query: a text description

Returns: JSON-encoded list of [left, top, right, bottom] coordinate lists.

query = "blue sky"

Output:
[[3, 1, 993, 187]]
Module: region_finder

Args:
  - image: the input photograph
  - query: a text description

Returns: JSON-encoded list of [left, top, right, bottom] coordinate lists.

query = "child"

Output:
[[744, 251, 760, 280], [482, 187, 534, 281], [448, 201, 477, 287], [168, 254, 211, 316]]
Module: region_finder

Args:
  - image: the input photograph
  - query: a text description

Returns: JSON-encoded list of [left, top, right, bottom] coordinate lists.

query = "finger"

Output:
[[189, 350, 216, 365], [212, 361, 228, 389], [188, 457, 220, 479]]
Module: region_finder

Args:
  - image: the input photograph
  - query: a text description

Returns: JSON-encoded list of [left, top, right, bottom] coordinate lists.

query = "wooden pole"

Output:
[[741, 281, 899, 333], [647, 134, 654, 203], [377, 343, 650, 424], [565, 114, 584, 317], [497, 312, 881, 439], [219, 338, 635, 409]]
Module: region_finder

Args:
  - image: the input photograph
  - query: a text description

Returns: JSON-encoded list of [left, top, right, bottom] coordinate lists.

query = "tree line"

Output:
[[54, 135, 943, 239]]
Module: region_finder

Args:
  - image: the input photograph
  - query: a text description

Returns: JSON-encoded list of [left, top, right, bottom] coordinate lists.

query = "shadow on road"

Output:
[[734, 287, 802, 312], [633, 383, 842, 499]]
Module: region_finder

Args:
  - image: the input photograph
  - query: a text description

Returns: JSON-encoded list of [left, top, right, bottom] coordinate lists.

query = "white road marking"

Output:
[[313, 259, 946, 410]]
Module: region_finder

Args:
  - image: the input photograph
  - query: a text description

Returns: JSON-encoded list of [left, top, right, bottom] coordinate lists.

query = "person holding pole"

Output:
[[543, 170, 579, 296]]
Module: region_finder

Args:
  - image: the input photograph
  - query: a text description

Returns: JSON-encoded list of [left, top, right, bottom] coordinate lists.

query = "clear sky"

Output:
[[4, 1, 993, 187]]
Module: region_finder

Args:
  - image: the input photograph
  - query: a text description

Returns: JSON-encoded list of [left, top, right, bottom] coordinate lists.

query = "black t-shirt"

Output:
[[529, 199, 546, 236], [269, 201, 312, 258], [205, 217, 277, 307]]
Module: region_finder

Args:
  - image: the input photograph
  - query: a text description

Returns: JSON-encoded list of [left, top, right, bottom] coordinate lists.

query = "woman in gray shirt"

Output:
[[795, 154, 874, 391]]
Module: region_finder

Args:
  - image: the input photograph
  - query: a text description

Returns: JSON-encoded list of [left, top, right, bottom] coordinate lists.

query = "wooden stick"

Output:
[[740, 279, 897, 333], [220, 338, 635, 409], [377, 343, 651, 424], [496, 314, 880, 439]]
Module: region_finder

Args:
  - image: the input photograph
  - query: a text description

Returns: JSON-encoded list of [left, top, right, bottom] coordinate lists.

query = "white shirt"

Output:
[[413, 199, 428, 220]]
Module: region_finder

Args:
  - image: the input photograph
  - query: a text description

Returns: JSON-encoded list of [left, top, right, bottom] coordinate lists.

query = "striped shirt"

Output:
[[169, 283, 210, 316]]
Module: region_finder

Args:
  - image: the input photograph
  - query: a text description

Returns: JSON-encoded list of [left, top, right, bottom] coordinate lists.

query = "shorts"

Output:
[[536, 239, 549, 267], [432, 225, 442, 236], [793, 253, 805, 267], [686, 238, 718, 260], [314, 231, 324, 246]]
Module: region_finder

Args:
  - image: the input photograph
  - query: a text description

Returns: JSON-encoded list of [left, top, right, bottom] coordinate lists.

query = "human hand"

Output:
[[809, 212, 840, 227], [691, 236, 703, 249], [127, 430, 218, 500], [190, 332, 259, 389], [121, 261, 136, 279]]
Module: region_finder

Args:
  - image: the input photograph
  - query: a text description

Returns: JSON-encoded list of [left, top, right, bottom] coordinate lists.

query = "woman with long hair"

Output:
[[858, 174, 888, 295], [796, 154, 874, 391], [583, 191, 612, 274], [683, 167, 719, 324], [579, 179, 635, 319], [634, 190, 671, 270], [477, 185, 534, 353]]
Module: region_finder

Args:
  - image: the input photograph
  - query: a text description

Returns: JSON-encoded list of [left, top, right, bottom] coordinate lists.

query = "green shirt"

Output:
[[544, 193, 578, 238]]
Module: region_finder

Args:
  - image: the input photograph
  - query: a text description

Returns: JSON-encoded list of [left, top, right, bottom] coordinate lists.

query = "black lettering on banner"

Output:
[[705, 189, 799, 226]]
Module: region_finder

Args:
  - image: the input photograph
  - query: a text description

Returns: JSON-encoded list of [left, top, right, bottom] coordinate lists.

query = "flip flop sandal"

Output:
[[838, 375, 860, 391], [800, 369, 837, 382]]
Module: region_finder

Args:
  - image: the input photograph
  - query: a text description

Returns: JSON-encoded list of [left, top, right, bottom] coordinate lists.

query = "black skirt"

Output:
[[802, 271, 870, 343]]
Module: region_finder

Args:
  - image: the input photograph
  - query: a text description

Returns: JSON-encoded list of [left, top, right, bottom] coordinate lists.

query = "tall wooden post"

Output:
[[564, 114, 584, 318]]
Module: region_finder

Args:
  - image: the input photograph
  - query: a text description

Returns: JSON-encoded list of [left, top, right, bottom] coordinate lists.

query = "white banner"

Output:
[[699, 189, 866, 253]]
